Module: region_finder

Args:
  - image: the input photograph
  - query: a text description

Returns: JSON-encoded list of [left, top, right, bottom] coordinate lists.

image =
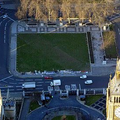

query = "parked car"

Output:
[[84, 80, 93, 85], [80, 75, 87, 79], [44, 76, 53, 80]]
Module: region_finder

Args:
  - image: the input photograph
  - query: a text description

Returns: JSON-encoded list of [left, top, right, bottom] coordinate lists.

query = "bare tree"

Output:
[[61, 0, 72, 23], [16, 7, 26, 19], [16, 0, 30, 19], [16, 0, 116, 25], [28, 0, 36, 18], [44, 0, 58, 22], [75, 0, 88, 23], [88, 0, 115, 28]]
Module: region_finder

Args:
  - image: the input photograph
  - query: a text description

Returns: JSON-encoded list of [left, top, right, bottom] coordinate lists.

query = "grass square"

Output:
[[17, 33, 90, 72]]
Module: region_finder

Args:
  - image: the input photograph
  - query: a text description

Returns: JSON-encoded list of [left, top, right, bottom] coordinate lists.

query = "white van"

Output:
[[50, 79, 61, 86], [84, 80, 93, 85]]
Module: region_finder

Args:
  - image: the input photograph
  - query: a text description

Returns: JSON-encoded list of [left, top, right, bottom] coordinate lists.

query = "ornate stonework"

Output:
[[106, 58, 120, 120]]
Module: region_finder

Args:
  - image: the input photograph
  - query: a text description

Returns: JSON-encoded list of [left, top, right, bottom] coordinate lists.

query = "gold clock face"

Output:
[[115, 107, 120, 118]]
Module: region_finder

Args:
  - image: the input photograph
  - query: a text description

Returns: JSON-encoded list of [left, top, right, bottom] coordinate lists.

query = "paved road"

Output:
[[26, 95, 105, 120], [0, 9, 16, 76], [0, 76, 110, 94]]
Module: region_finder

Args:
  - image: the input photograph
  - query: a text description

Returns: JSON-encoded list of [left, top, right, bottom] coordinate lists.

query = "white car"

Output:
[[84, 80, 93, 85], [80, 75, 87, 79]]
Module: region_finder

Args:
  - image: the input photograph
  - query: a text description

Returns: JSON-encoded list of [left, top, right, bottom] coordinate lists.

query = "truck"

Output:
[[22, 82, 36, 89], [50, 79, 61, 86]]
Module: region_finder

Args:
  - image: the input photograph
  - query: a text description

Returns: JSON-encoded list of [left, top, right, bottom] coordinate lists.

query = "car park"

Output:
[[44, 76, 53, 80], [80, 75, 87, 79], [84, 80, 93, 85]]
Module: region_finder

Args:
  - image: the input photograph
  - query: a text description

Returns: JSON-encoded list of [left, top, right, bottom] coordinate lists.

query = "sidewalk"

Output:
[[9, 21, 116, 78]]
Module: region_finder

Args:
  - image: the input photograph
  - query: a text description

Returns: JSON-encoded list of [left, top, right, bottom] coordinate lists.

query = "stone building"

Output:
[[106, 58, 120, 120]]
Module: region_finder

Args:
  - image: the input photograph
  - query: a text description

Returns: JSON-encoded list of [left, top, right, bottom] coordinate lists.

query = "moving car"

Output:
[[80, 75, 87, 79], [84, 80, 93, 85], [44, 76, 53, 80]]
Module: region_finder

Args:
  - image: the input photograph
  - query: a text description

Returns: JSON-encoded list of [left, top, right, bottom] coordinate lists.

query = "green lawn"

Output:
[[52, 115, 76, 120], [17, 33, 90, 72], [85, 95, 103, 106], [29, 100, 40, 112]]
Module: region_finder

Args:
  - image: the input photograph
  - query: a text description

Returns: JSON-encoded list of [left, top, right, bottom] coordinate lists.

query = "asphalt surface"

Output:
[[26, 95, 105, 120], [0, 9, 16, 77], [0, 75, 110, 95]]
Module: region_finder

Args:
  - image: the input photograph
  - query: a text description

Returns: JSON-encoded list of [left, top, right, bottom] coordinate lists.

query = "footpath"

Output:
[[9, 21, 116, 78]]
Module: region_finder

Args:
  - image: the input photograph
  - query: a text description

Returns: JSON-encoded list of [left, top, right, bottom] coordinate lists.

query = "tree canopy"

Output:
[[16, 0, 117, 26]]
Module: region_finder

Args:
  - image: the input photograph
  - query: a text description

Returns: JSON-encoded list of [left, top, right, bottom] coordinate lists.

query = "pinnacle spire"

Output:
[[0, 89, 1, 98], [116, 58, 120, 71]]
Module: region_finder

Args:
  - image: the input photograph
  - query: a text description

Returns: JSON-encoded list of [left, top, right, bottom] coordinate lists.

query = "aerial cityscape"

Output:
[[0, 0, 120, 120]]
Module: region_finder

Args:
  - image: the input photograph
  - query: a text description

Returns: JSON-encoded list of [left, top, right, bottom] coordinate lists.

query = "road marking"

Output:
[[16, 89, 22, 91], [9, 78, 14, 80], [80, 108, 90, 115], [7, 16, 16, 22], [118, 28, 120, 34], [9, 89, 15, 91], [36, 82, 44, 83], [79, 84, 81, 90], [36, 85, 42, 87], [0, 75, 13, 82], [24, 79, 33, 81], [10, 82, 17, 85], [0, 18, 7, 26], [16, 79, 24, 81], [0, 87, 7, 89], [4, 19, 11, 43], [18, 82, 23, 84], [8, 86, 14, 88], [35, 79, 43, 81], [16, 86, 22, 88], [45, 81, 51, 83], [36, 88, 43, 89], [1, 89, 5, 91], [2, 81, 8, 83], [0, 86, 13, 88]]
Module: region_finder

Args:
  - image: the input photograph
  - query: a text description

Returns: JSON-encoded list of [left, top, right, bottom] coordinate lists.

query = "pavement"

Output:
[[9, 21, 116, 78], [90, 96, 106, 112]]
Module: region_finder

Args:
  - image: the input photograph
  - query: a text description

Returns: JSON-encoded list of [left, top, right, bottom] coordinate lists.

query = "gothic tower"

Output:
[[106, 58, 120, 120]]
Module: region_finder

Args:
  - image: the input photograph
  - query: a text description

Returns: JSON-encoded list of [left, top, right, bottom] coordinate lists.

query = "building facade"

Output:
[[106, 58, 120, 120]]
